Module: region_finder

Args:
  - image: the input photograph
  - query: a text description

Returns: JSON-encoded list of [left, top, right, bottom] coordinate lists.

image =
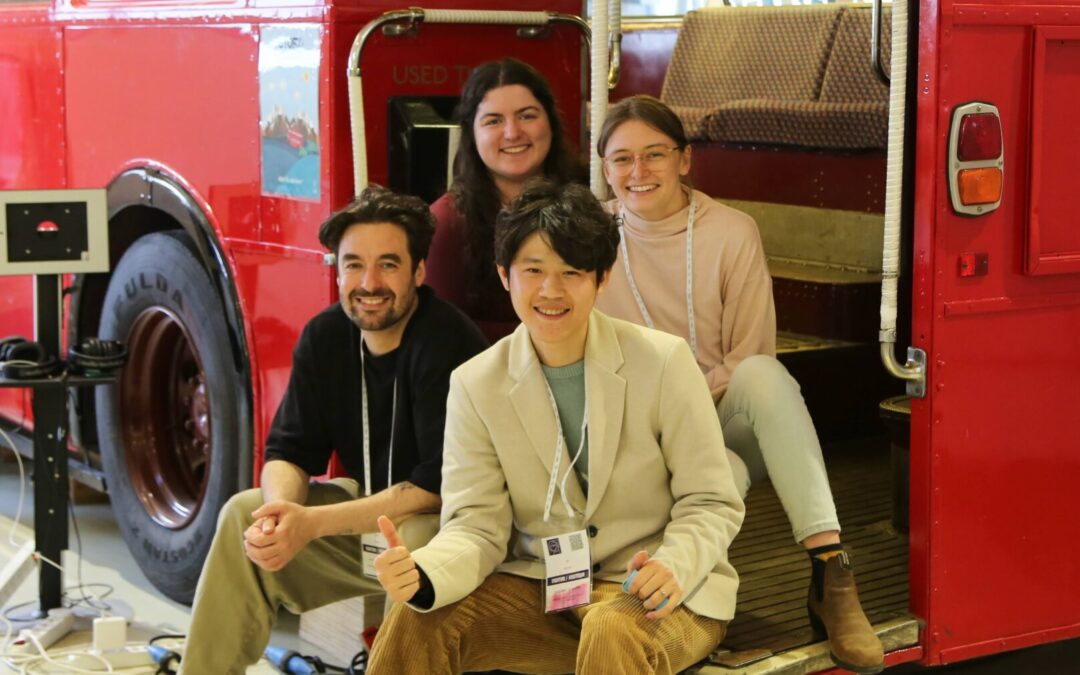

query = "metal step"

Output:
[[701, 445, 914, 673], [702, 617, 919, 674]]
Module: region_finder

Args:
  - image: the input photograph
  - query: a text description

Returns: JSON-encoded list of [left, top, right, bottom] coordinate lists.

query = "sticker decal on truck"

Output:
[[259, 25, 321, 200]]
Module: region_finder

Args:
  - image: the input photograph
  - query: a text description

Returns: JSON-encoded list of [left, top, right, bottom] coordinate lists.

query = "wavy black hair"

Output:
[[495, 179, 619, 283], [318, 185, 435, 271]]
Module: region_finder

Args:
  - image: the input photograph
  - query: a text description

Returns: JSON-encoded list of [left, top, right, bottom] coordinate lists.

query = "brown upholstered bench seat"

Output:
[[704, 98, 887, 150], [662, 5, 891, 151]]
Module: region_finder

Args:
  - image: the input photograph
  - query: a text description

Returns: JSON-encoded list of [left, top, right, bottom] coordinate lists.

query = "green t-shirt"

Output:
[[541, 359, 588, 495]]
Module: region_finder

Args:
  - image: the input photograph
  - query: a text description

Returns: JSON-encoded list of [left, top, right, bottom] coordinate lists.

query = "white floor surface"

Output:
[[0, 447, 324, 674]]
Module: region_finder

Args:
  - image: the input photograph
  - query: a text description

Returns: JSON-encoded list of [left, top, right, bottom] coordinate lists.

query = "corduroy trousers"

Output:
[[367, 572, 726, 674]]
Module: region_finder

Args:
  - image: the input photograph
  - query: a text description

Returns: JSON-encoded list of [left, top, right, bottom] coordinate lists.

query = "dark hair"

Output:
[[597, 94, 690, 157], [318, 185, 435, 270], [450, 58, 586, 291], [495, 179, 619, 283]]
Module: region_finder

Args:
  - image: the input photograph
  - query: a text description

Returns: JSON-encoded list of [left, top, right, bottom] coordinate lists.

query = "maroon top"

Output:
[[425, 193, 519, 343]]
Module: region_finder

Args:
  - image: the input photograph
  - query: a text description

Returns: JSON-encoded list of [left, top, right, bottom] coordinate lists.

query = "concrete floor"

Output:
[[0, 446, 313, 674]]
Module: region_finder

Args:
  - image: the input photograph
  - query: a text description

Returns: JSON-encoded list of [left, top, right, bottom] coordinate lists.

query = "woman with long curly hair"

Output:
[[425, 58, 585, 342]]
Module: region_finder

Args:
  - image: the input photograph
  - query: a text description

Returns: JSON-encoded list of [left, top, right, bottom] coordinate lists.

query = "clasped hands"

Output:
[[371, 515, 682, 619], [243, 500, 315, 571]]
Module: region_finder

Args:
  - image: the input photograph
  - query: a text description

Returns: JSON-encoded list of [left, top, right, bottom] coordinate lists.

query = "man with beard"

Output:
[[179, 186, 488, 674]]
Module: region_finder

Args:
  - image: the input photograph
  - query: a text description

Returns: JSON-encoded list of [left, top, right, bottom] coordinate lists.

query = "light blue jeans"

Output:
[[720, 354, 841, 543]]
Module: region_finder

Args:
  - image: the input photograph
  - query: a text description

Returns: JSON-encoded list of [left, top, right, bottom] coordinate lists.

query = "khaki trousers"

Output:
[[367, 572, 726, 675], [180, 479, 436, 675]]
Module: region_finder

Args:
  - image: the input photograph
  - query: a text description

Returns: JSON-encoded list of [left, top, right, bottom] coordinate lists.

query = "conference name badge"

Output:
[[542, 529, 592, 612], [361, 531, 389, 579]]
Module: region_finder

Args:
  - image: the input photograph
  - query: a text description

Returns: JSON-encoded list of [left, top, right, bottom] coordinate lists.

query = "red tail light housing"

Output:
[[957, 113, 1003, 161], [948, 102, 1004, 215]]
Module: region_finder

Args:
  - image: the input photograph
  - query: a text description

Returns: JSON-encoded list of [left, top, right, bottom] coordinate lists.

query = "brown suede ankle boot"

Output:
[[807, 551, 885, 674]]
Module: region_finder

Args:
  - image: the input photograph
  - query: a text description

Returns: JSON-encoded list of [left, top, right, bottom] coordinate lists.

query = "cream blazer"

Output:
[[411, 311, 746, 621]]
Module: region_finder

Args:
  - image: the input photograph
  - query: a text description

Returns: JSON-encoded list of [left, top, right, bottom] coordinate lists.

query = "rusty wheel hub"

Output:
[[119, 307, 211, 529]]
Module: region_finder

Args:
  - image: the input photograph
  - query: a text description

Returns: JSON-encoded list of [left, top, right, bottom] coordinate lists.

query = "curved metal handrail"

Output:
[[871, 0, 891, 85], [349, 9, 590, 76]]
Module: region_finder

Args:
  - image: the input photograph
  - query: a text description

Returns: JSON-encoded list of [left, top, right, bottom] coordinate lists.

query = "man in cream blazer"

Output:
[[368, 181, 745, 675]]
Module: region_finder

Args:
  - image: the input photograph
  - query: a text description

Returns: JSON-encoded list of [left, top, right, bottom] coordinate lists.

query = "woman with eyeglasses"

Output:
[[424, 58, 586, 343], [594, 95, 884, 675]]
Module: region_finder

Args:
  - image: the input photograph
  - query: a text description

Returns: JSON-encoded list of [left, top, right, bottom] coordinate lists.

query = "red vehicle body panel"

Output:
[[910, 0, 1080, 662], [0, 16, 65, 420], [0, 0, 584, 473]]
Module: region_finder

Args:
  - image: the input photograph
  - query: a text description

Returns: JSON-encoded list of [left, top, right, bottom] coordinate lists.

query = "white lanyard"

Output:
[[541, 382, 589, 523], [618, 197, 698, 359], [360, 339, 396, 497]]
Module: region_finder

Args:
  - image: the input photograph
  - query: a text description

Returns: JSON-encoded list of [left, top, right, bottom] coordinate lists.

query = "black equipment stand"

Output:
[[0, 275, 116, 616]]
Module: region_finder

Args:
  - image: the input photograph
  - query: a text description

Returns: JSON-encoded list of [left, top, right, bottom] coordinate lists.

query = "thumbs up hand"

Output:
[[373, 515, 421, 603]]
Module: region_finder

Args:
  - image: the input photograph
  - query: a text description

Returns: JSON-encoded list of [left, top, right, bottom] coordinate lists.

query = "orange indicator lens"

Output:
[[958, 168, 1002, 205]]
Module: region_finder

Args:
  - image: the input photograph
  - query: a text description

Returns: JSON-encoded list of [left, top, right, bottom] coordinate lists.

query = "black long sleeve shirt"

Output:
[[263, 285, 488, 494]]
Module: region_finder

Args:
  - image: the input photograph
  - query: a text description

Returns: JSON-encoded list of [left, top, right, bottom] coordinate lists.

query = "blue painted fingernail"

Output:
[[622, 569, 638, 592], [656, 597, 669, 611]]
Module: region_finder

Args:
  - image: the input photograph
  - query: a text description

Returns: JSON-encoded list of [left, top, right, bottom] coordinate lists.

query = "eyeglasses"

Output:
[[602, 146, 681, 176]]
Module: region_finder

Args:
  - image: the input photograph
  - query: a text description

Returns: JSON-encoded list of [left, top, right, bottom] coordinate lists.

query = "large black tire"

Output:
[[96, 231, 246, 605]]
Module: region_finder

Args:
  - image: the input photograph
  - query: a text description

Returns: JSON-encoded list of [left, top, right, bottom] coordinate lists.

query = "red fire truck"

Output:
[[1, 0, 1078, 671]]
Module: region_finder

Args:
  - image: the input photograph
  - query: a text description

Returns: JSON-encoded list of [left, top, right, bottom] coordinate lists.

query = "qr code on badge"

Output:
[[569, 533, 584, 552]]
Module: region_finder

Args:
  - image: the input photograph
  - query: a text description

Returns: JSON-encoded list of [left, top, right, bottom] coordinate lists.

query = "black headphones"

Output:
[[0, 336, 65, 380], [67, 337, 127, 375]]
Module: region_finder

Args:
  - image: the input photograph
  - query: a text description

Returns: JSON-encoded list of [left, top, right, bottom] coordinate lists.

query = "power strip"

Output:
[[59, 645, 156, 671], [11, 607, 75, 654], [0, 540, 35, 607]]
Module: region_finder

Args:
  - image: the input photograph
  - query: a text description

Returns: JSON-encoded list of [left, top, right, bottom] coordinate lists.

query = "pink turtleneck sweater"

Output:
[[596, 189, 775, 402]]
